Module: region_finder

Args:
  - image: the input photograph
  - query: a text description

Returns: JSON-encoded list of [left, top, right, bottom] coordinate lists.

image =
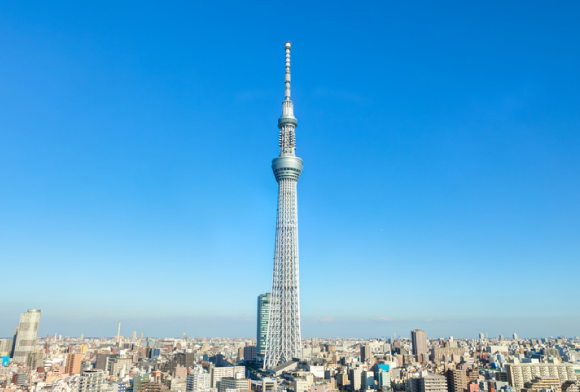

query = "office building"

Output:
[[377, 369, 391, 389], [362, 370, 375, 390], [361, 345, 372, 363], [411, 329, 428, 356], [349, 368, 362, 391], [264, 42, 304, 368], [11, 309, 41, 364], [294, 379, 309, 392], [218, 377, 250, 392], [210, 365, 245, 388], [244, 346, 257, 362], [257, 293, 271, 356]]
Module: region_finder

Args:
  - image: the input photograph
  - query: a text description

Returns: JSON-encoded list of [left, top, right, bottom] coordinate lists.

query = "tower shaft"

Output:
[[264, 42, 303, 368]]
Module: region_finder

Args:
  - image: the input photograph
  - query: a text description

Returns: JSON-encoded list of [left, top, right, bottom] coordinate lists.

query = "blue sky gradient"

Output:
[[1, 1, 579, 338]]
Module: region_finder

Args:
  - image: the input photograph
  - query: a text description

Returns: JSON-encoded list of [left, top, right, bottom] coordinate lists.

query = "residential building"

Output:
[[257, 293, 271, 356], [66, 353, 82, 375], [79, 370, 104, 392]]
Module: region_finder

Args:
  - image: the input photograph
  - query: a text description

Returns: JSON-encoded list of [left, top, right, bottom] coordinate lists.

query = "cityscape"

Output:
[[1, 2, 579, 392]]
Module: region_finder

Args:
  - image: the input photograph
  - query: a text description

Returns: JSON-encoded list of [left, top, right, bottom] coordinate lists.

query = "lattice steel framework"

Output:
[[264, 42, 303, 369]]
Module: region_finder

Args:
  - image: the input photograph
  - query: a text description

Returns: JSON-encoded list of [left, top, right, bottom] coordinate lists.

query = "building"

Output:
[[244, 346, 257, 362], [411, 329, 428, 356], [133, 375, 151, 392], [187, 370, 211, 392], [447, 369, 468, 392], [66, 353, 82, 375], [26, 352, 44, 369], [407, 376, 447, 392], [522, 377, 562, 392], [264, 42, 304, 368], [11, 309, 41, 363], [377, 369, 391, 389], [349, 368, 362, 391], [210, 365, 245, 388], [79, 370, 104, 392], [506, 363, 576, 390], [218, 377, 250, 392], [362, 370, 375, 390], [294, 379, 309, 392], [257, 294, 271, 356], [361, 345, 372, 363]]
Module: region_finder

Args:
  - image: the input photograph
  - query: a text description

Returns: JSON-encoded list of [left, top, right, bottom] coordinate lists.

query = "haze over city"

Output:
[[1, 0, 579, 339]]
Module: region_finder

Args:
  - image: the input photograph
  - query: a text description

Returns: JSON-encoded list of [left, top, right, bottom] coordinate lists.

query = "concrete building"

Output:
[[506, 363, 576, 390], [361, 345, 372, 363], [187, 370, 211, 392], [408, 376, 448, 392], [447, 369, 468, 392], [411, 329, 428, 356], [218, 377, 250, 392], [210, 366, 245, 388], [244, 346, 257, 362], [257, 293, 271, 356], [79, 370, 104, 392], [362, 370, 375, 390], [26, 352, 44, 370], [11, 309, 41, 363], [377, 369, 391, 389], [522, 377, 562, 392], [349, 368, 362, 391], [66, 353, 82, 375], [294, 379, 309, 392]]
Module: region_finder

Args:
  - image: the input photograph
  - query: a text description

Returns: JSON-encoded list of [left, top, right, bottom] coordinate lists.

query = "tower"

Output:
[[11, 309, 41, 363], [411, 329, 428, 356], [263, 42, 303, 368]]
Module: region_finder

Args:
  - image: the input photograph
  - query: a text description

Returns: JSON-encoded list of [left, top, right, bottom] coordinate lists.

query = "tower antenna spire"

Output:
[[264, 42, 303, 369], [284, 41, 291, 100]]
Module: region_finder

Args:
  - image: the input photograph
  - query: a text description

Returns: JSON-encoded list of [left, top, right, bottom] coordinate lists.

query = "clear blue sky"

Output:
[[1, 1, 579, 339]]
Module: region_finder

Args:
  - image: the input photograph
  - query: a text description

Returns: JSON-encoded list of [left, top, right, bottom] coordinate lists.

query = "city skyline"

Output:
[[1, 1, 580, 338]]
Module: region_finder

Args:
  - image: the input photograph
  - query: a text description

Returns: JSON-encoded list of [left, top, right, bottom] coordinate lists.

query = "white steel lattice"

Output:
[[264, 42, 303, 368]]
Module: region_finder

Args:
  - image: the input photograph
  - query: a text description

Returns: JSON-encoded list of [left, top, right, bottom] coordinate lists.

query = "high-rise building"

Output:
[[139, 333, 143, 339], [244, 346, 257, 362], [186, 369, 210, 392], [257, 293, 271, 356], [264, 41, 304, 368], [349, 368, 362, 391], [360, 345, 372, 362], [79, 370, 104, 392], [411, 329, 428, 356], [362, 370, 375, 390], [132, 331, 137, 340], [11, 309, 41, 363], [447, 369, 468, 392], [66, 353, 82, 375]]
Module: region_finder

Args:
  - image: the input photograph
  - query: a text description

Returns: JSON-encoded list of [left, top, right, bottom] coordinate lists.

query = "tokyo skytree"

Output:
[[263, 42, 303, 368]]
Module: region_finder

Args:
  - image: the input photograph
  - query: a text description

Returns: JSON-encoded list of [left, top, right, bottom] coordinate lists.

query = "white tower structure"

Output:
[[264, 42, 303, 368]]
